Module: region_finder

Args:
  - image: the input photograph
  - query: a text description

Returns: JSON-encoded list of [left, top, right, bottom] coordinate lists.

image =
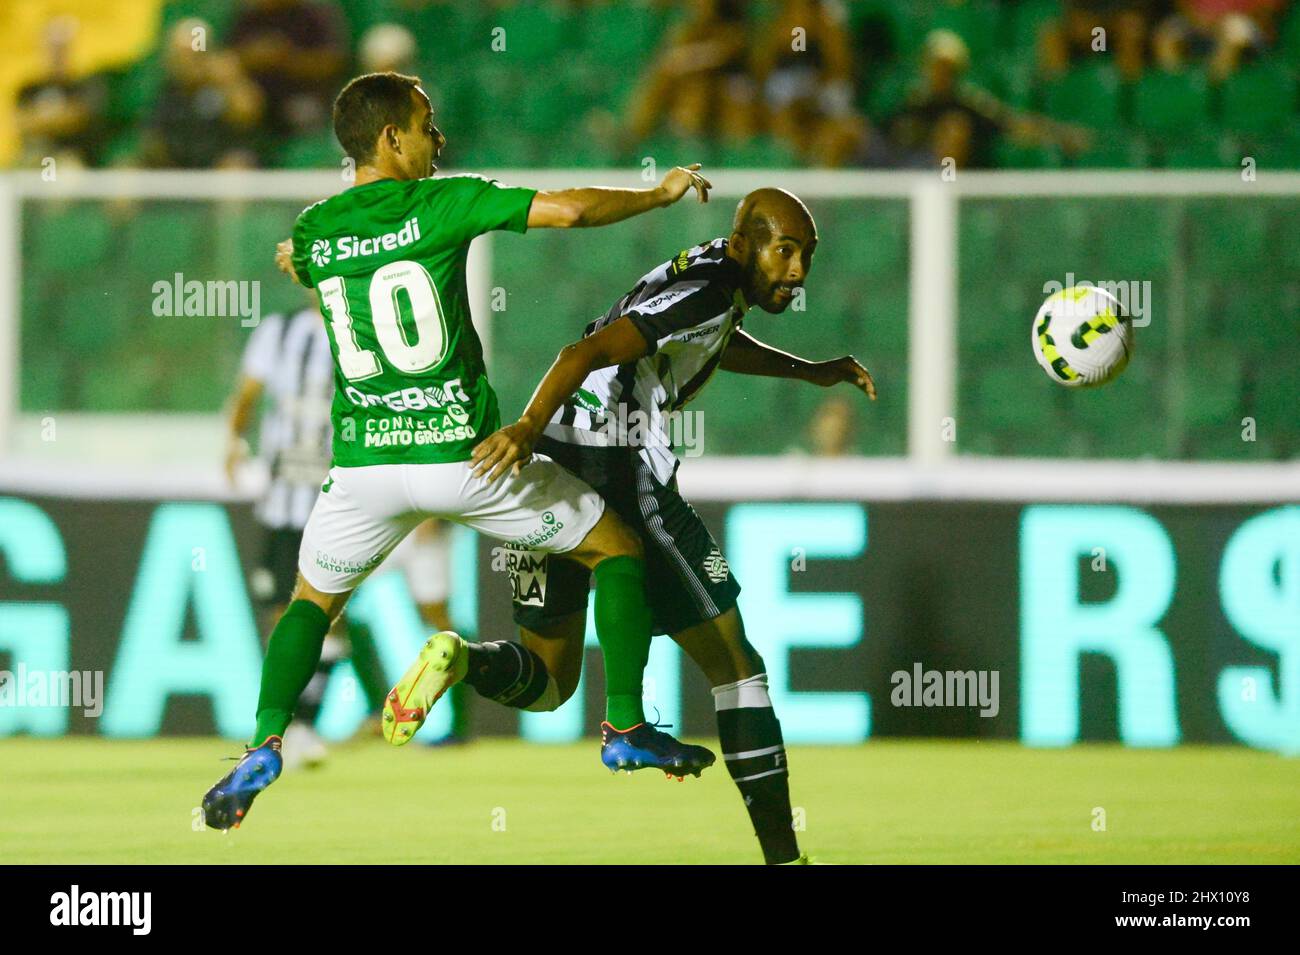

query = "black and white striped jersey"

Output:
[[543, 237, 748, 483], [241, 307, 335, 530]]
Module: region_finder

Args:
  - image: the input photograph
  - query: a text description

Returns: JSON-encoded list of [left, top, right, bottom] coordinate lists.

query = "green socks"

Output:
[[591, 555, 652, 729], [250, 599, 331, 747], [249, 559, 652, 743]]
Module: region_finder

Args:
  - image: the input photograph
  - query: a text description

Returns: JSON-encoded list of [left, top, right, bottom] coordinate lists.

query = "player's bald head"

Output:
[[731, 188, 817, 247], [726, 188, 819, 313]]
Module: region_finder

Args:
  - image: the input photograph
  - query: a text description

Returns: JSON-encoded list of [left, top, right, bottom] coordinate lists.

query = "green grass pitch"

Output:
[[2, 737, 1298, 864]]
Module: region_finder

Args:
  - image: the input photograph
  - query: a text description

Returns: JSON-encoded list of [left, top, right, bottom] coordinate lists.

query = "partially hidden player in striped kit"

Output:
[[465, 188, 877, 863], [224, 290, 390, 768]]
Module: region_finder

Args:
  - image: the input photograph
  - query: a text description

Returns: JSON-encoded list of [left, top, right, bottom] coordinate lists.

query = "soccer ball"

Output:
[[1031, 285, 1134, 388]]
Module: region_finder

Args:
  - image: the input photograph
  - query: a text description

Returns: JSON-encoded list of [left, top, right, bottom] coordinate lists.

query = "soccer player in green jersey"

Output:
[[202, 72, 714, 830]]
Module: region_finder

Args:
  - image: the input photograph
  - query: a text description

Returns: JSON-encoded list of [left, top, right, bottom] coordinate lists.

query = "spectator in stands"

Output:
[[751, 0, 867, 166], [888, 30, 1090, 169], [139, 19, 265, 169], [623, 0, 758, 146], [808, 394, 858, 457], [1152, 4, 1275, 80], [229, 0, 349, 141], [358, 23, 418, 75], [785, 393, 858, 457], [1039, 0, 1154, 81], [16, 16, 108, 167]]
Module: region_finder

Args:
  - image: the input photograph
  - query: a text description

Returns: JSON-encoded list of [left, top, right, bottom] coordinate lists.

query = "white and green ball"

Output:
[[1031, 285, 1134, 388]]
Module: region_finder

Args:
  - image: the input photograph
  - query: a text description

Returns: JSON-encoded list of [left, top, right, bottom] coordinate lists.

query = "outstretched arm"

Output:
[[722, 330, 877, 399], [276, 238, 301, 285], [223, 374, 264, 485], [471, 318, 650, 481], [526, 164, 711, 229]]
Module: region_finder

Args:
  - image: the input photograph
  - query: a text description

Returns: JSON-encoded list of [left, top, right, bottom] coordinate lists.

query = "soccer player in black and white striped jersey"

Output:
[[470, 188, 876, 864], [226, 295, 370, 766]]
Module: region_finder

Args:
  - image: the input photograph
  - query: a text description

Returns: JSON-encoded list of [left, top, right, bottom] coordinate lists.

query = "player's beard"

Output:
[[743, 254, 783, 313]]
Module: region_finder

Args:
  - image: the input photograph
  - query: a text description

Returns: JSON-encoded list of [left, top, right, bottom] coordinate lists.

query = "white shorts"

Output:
[[378, 519, 453, 605], [298, 455, 604, 594]]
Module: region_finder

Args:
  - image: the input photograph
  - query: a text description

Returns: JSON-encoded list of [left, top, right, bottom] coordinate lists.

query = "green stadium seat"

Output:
[[1067, 369, 1162, 444], [693, 374, 770, 456], [1219, 61, 1297, 138], [59, 284, 131, 355], [100, 128, 143, 166], [1248, 122, 1300, 171], [546, 131, 617, 168], [1247, 363, 1300, 454], [1186, 200, 1270, 277], [859, 282, 910, 356], [631, 134, 717, 170], [1219, 283, 1295, 358], [1009, 0, 1063, 52], [990, 59, 1039, 110], [1131, 69, 1210, 139], [493, 1, 576, 67], [334, 0, 398, 36], [279, 131, 344, 169], [103, 63, 163, 129], [1004, 201, 1090, 275], [1083, 198, 1172, 277], [974, 365, 1056, 433], [581, 1, 671, 70], [22, 353, 66, 411], [716, 137, 801, 169], [1278, 201, 1300, 274], [1160, 131, 1232, 169], [1042, 63, 1122, 129], [960, 280, 1032, 356], [1180, 276, 1222, 342], [223, 205, 292, 267], [865, 63, 917, 121], [455, 128, 541, 168], [1184, 425, 1271, 461], [30, 205, 112, 275], [958, 202, 1003, 277], [1283, 5, 1300, 60], [1181, 351, 1243, 429], [992, 139, 1062, 169], [855, 204, 908, 280], [1070, 131, 1149, 169], [123, 207, 205, 277], [81, 345, 162, 412], [877, 2, 937, 60]]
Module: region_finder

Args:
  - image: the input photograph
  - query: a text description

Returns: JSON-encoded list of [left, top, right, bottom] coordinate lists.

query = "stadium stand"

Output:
[[8, 1, 1300, 461]]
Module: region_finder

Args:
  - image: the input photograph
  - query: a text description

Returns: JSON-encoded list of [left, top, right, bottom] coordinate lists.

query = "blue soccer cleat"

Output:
[[201, 736, 283, 830], [600, 721, 716, 779]]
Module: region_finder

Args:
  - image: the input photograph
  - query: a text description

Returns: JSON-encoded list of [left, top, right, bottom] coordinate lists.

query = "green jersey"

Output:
[[291, 174, 536, 466]]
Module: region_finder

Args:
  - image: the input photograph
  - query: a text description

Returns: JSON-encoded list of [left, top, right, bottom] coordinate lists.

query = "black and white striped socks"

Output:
[[714, 672, 800, 865]]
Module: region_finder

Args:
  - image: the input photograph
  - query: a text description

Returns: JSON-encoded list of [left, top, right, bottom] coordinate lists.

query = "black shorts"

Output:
[[509, 436, 740, 636], [250, 527, 302, 608]]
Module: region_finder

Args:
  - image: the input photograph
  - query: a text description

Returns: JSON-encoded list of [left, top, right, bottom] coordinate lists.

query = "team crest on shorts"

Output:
[[702, 547, 730, 583]]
